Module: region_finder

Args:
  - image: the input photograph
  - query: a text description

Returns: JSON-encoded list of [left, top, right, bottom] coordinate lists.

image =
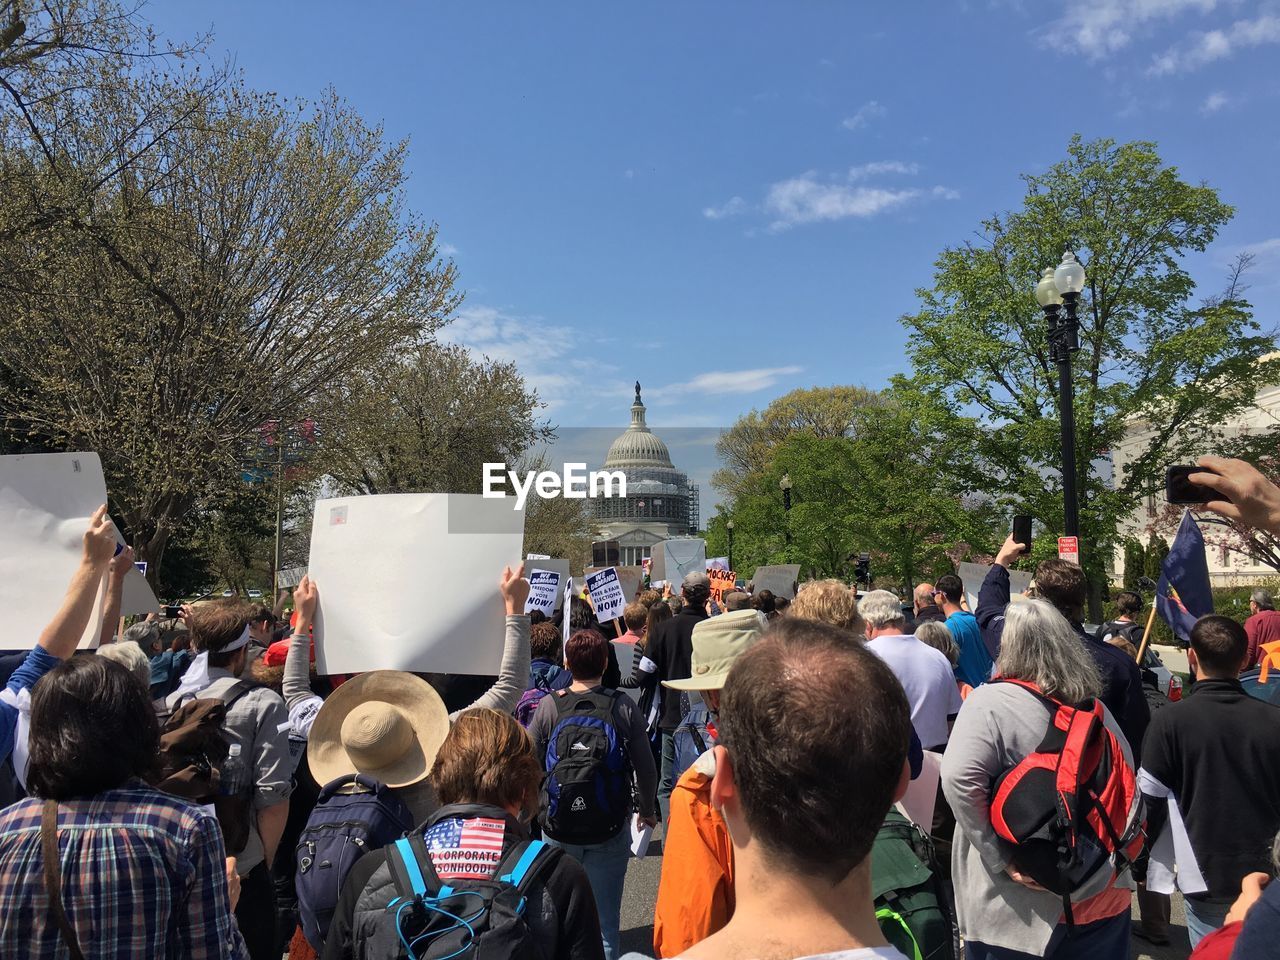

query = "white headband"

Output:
[[169, 624, 252, 704], [219, 624, 252, 654]]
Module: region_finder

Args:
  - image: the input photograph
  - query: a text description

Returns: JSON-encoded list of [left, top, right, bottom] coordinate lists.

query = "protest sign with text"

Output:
[[585, 566, 627, 623], [708, 567, 737, 604], [525, 569, 561, 617]]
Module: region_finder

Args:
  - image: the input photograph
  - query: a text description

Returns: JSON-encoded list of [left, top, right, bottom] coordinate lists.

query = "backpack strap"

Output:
[[497, 839, 559, 894], [387, 831, 443, 902], [874, 906, 923, 960], [318, 772, 381, 802]]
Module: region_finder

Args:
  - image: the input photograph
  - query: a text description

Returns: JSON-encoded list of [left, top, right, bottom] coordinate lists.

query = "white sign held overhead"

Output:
[[957, 561, 1033, 613], [121, 566, 161, 617], [653, 539, 706, 584], [526, 553, 551, 560], [585, 566, 627, 623], [0, 452, 111, 650], [276, 566, 308, 589], [586, 565, 643, 606], [525, 569, 561, 617], [308, 493, 524, 675], [750, 564, 801, 600], [526, 558, 570, 609]]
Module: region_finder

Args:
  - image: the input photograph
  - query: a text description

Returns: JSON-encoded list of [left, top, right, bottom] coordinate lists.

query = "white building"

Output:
[[591, 384, 700, 566], [1111, 355, 1280, 585]]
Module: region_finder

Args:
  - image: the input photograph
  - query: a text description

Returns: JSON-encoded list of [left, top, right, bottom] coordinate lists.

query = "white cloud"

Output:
[[1200, 91, 1231, 112], [624, 168, 635, 180], [656, 366, 806, 399], [441, 305, 617, 411], [841, 100, 886, 130], [1148, 13, 1280, 73], [702, 196, 748, 220], [765, 175, 920, 230], [438, 242, 459, 257], [932, 185, 962, 200], [1233, 237, 1280, 266], [847, 160, 919, 180], [1041, 0, 1220, 58]]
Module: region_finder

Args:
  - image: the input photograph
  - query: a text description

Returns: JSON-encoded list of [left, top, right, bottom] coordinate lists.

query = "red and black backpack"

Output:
[[988, 679, 1145, 921]]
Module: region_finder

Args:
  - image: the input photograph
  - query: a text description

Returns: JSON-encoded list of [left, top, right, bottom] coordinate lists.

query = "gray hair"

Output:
[[996, 599, 1102, 703], [915, 621, 958, 666], [96, 641, 151, 692], [1254, 589, 1275, 611], [859, 590, 906, 630], [123, 620, 162, 653]]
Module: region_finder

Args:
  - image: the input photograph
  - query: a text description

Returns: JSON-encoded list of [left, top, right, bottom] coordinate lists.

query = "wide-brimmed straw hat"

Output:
[[664, 609, 767, 692], [307, 671, 449, 788]]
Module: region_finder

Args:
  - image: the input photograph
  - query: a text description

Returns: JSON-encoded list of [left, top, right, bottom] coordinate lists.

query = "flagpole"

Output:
[[1134, 602, 1159, 665]]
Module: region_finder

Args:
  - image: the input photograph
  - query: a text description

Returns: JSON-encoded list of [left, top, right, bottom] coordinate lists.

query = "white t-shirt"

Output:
[[866, 633, 962, 750]]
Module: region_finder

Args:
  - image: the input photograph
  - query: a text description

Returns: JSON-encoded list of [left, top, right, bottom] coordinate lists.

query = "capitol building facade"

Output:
[[592, 384, 700, 566]]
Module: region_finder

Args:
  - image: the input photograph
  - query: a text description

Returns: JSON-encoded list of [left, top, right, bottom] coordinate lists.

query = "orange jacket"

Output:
[[653, 753, 735, 958]]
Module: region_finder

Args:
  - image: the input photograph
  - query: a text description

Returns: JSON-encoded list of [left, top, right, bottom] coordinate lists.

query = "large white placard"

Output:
[[0, 452, 110, 649], [121, 567, 160, 617], [585, 567, 627, 623], [525, 569, 561, 617], [528, 558, 570, 609], [652, 539, 706, 584], [308, 494, 524, 675], [750, 564, 802, 600], [958, 562, 1033, 614]]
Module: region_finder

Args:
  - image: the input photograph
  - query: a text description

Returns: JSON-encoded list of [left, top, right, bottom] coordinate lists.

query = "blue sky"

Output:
[[152, 0, 1280, 446]]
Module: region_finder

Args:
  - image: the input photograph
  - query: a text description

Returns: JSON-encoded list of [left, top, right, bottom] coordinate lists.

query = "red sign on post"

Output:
[[1058, 536, 1080, 565]]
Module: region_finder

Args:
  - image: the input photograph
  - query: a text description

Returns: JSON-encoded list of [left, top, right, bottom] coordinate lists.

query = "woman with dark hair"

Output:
[[322, 708, 604, 960], [0, 656, 246, 959]]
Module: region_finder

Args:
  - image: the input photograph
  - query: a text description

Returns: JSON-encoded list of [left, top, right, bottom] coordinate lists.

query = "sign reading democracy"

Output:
[[585, 566, 627, 623], [708, 567, 737, 604], [525, 569, 561, 617]]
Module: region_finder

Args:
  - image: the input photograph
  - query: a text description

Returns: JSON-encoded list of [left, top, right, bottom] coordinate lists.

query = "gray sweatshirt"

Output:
[[939, 681, 1135, 954]]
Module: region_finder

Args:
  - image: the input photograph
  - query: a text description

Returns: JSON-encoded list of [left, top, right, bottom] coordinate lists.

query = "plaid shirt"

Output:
[[0, 783, 248, 959]]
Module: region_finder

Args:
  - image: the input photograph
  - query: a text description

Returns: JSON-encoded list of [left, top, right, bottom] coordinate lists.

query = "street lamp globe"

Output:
[[726, 519, 734, 530], [1035, 266, 1063, 307], [779, 473, 792, 492], [1054, 251, 1086, 295]]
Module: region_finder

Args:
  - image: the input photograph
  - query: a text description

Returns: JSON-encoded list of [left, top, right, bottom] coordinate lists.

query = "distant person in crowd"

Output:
[[1139, 614, 1280, 948], [652, 606, 767, 956], [1246, 588, 1280, 669], [0, 505, 118, 791], [567, 596, 623, 688], [149, 625, 194, 700], [977, 536, 1149, 758], [913, 582, 945, 625], [244, 603, 277, 670], [721, 591, 752, 612], [936, 573, 993, 688], [861, 590, 960, 752], [96, 639, 152, 691], [529, 620, 572, 692], [772, 596, 790, 617], [751, 589, 777, 619], [642, 571, 711, 818], [618, 602, 647, 646], [529, 608, 548, 625], [1095, 591, 1144, 647], [322, 708, 604, 960], [637, 588, 664, 609], [165, 600, 295, 960], [123, 618, 164, 659], [0, 655, 247, 959], [915, 620, 971, 700], [646, 618, 915, 960], [788, 579, 864, 634], [530, 629, 657, 960], [942, 599, 1136, 959]]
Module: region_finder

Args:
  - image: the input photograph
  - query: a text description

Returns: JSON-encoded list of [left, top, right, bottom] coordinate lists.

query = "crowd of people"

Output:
[[0, 455, 1279, 960]]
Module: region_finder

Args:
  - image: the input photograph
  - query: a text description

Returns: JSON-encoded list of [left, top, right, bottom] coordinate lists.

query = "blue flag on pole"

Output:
[[1154, 511, 1214, 643]]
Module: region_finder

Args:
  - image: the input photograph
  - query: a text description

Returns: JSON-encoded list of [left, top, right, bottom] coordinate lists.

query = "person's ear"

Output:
[[709, 745, 737, 819]]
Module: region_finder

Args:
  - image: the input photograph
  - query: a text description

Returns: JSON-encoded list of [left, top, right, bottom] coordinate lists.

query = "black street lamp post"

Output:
[[779, 473, 793, 547], [726, 518, 735, 572], [1035, 253, 1087, 539]]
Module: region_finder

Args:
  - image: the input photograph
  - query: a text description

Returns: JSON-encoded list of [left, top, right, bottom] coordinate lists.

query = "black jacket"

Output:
[[1141, 678, 1280, 902], [643, 605, 707, 732], [976, 564, 1150, 761]]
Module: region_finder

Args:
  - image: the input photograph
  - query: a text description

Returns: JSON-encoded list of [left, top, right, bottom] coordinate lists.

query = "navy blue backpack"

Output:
[[297, 773, 415, 950], [539, 688, 632, 845], [672, 696, 713, 783]]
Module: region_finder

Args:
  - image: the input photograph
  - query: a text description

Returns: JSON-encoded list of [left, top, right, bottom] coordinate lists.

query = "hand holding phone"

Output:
[[1013, 515, 1033, 553], [1166, 465, 1220, 505]]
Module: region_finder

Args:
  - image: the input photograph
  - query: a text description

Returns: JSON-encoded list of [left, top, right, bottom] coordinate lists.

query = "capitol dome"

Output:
[[603, 386, 674, 469]]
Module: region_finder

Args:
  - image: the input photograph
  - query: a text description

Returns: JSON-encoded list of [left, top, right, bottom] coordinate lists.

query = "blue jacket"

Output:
[[0, 646, 61, 763], [529, 658, 572, 692]]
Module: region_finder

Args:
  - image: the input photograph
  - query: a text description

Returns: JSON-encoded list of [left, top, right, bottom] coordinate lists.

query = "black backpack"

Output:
[[539, 688, 631, 845], [297, 774, 415, 950], [872, 808, 956, 960], [384, 831, 560, 960]]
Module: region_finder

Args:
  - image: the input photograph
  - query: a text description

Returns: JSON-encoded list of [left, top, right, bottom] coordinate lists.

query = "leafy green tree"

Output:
[[0, 76, 457, 580], [899, 136, 1275, 616], [1145, 533, 1171, 581], [1123, 538, 1146, 591]]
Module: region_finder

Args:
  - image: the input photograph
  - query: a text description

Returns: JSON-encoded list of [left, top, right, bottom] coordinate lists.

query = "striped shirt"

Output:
[[0, 783, 248, 959]]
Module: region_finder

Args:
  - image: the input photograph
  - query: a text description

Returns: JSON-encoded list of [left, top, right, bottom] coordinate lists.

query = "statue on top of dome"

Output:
[[634, 380, 642, 404]]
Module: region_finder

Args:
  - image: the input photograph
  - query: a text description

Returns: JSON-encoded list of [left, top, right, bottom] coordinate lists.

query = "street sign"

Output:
[[1058, 536, 1080, 565]]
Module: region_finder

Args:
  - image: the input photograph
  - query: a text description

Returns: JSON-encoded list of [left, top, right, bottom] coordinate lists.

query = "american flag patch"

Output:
[[422, 817, 507, 880]]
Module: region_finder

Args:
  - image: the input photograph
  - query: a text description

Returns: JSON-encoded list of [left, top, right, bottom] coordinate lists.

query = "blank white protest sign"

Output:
[[0, 452, 110, 650], [309, 494, 525, 675]]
